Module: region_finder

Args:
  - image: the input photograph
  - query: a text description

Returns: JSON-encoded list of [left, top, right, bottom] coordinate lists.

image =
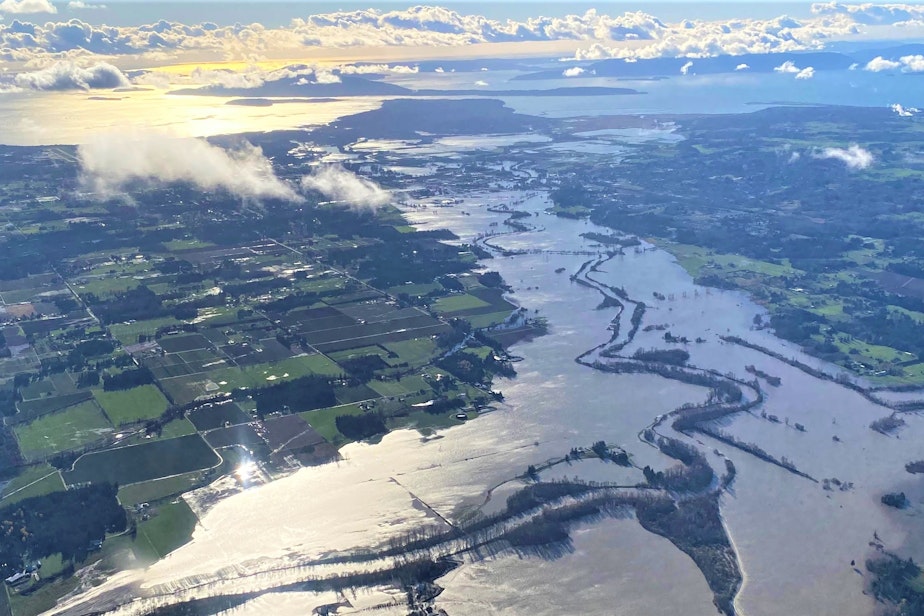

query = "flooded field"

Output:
[[38, 69, 924, 616]]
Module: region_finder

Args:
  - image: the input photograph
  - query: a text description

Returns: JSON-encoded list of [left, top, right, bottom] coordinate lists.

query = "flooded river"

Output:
[[41, 70, 924, 616]]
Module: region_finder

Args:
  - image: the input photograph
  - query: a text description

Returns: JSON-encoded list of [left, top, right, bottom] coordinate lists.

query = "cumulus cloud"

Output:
[[900, 54, 924, 72], [67, 1, 105, 9], [562, 66, 585, 77], [735, 63, 750, 70], [774, 60, 801, 73], [0, 0, 55, 14], [300, 165, 389, 209], [338, 63, 418, 75], [78, 132, 301, 202], [15, 61, 129, 90], [680, 60, 693, 75], [312, 70, 340, 84], [0, 4, 910, 67], [811, 2, 924, 25], [891, 103, 919, 116], [865, 56, 902, 71], [796, 66, 815, 79], [572, 11, 860, 61], [474, 79, 488, 86], [815, 144, 874, 169]]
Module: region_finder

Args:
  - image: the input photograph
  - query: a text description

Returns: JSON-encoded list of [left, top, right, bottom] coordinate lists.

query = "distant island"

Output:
[[172, 73, 640, 99]]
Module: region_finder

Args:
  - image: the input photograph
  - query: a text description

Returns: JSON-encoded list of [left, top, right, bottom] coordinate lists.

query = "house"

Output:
[[4, 572, 30, 587]]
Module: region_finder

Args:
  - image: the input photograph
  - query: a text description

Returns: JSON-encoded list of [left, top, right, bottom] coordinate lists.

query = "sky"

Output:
[[35, 2, 834, 26], [4, 2, 924, 92]]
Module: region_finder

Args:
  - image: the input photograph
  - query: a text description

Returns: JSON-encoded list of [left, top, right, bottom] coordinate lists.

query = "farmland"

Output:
[[14, 401, 112, 461], [0, 118, 542, 612], [93, 385, 169, 426], [64, 435, 221, 486]]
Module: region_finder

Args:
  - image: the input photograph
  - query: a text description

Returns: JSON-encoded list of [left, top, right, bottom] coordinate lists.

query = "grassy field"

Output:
[[328, 345, 389, 363], [108, 317, 183, 346], [207, 354, 344, 393], [388, 282, 440, 297], [300, 403, 365, 445], [118, 418, 197, 447], [0, 464, 64, 507], [465, 311, 515, 330], [19, 379, 55, 400], [367, 375, 432, 398], [14, 401, 112, 461], [382, 338, 438, 367], [65, 434, 220, 486], [135, 500, 198, 560], [14, 391, 93, 424], [75, 276, 140, 298], [432, 293, 491, 314], [663, 243, 797, 279], [118, 472, 203, 507], [93, 385, 169, 426]]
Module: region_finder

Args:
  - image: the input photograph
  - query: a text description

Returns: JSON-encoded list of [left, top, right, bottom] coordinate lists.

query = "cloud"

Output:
[[865, 56, 902, 71], [772, 60, 814, 78], [891, 103, 919, 117], [680, 60, 693, 75], [0, 0, 55, 13], [300, 165, 389, 209], [774, 60, 801, 73], [474, 79, 488, 86], [67, 0, 105, 8], [312, 70, 340, 84], [562, 66, 585, 77], [0, 4, 901, 67], [15, 61, 129, 90], [735, 63, 750, 70], [338, 63, 418, 75], [78, 132, 301, 202], [572, 12, 860, 61], [900, 54, 924, 72], [815, 144, 874, 169], [811, 2, 924, 25]]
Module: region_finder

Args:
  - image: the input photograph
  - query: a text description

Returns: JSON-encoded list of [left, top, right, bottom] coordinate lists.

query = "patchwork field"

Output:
[[93, 385, 170, 426], [64, 434, 220, 486], [14, 401, 112, 461]]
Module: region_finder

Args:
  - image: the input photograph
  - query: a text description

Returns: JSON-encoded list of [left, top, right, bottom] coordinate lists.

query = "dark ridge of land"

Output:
[[225, 97, 341, 106], [309, 98, 555, 145], [173, 73, 639, 99]]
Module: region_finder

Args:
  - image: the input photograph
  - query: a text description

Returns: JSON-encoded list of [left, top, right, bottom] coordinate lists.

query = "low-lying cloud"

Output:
[[774, 60, 815, 78], [78, 132, 301, 202], [774, 60, 800, 73], [891, 103, 919, 117], [300, 165, 390, 210], [815, 144, 874, 169], [15, 61, 129, 90], [865, 56, 902, 71]]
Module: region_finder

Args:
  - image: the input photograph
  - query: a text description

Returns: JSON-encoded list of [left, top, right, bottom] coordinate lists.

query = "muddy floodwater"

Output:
[[43, 72, 924, 615], [50, 181, 924, 616]]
